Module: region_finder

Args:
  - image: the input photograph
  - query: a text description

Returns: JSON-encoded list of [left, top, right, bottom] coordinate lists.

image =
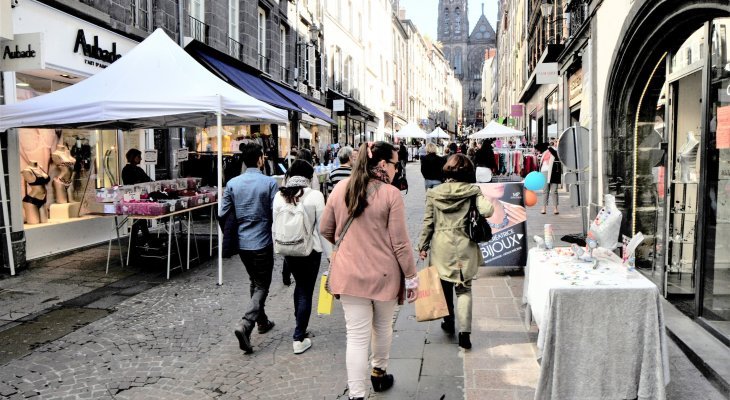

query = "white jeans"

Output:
[[340, 294, 397, 398]]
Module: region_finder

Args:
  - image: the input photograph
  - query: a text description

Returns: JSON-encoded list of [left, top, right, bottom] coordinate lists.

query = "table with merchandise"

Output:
[[91, 178, 218, 279], [523, 246, 670, 399]]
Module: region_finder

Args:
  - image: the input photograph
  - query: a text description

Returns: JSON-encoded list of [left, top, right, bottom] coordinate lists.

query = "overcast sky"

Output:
[[398, 0, 499, 42]]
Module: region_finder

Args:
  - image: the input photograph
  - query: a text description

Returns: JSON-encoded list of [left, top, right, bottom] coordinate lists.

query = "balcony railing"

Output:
[[228, 37, 243, 61], [566, 0, 590, 39], [189, 16, 210, 45]]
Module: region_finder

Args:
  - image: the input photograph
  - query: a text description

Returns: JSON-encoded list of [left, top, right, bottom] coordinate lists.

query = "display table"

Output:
[[523, 247, 670, 399], [93, 202, 217, 279]]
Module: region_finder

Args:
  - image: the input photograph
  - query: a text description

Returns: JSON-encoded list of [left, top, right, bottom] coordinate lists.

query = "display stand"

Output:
[[48, 202, 81, 220]]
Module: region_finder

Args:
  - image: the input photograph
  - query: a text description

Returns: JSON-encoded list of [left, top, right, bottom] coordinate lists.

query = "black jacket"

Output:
[[420, 153, 446, 181]]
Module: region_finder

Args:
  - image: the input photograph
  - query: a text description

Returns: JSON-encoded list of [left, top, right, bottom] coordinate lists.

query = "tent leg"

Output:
[[0, 138, 15, 276], [217, 112, 224, 286]]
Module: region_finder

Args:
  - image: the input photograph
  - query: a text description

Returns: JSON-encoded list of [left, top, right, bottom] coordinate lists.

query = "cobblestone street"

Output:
[[0, 164, 725, 399]]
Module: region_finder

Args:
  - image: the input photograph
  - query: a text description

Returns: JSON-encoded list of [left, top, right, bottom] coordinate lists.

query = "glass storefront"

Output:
[[606, 17, 730, 343], [15, 73, 144, 226], [701, 18, 730, 340]]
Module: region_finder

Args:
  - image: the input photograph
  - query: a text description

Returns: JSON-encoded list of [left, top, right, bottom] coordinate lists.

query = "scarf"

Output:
[[370, 166, 391, 184], [285, 176, 310, 188]]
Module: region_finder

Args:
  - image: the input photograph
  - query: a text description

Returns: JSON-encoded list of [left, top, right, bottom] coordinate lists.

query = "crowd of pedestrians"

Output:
[[219, 140, 503, 400]]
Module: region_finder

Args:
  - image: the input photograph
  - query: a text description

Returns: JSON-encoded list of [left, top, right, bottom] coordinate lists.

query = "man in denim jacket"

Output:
[[220, 142, 278, 354]]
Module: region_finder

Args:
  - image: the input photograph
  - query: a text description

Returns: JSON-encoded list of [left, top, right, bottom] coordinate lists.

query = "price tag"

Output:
[[144, 150, 158, 164], [176, 148, 189, 162]]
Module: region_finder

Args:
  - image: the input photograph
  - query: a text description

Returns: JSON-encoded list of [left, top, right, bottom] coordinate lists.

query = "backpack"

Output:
[[273, 192, 314, 257]]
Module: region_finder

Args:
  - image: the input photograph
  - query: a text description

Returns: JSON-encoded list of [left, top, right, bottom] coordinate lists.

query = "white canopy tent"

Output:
[[394, 122, 428, 139], [299, 124, 313, 140], [468, 120, 525, 139], [428, 126, 449, 139], [0, 29, 288, 282]]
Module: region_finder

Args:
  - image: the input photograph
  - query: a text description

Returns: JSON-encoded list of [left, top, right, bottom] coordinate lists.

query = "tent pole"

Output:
[[216, 113, 223, 286], [0, 138, 15, 275]]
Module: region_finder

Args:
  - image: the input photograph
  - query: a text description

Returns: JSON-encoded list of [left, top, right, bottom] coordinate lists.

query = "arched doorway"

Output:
[[604, 0, 730, 343]]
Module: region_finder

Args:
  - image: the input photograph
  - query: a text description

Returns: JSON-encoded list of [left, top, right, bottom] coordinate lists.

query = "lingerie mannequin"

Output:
[[51, 144, 76, 203], [21, 161, 50, 224], [676, 131, 699, 183]]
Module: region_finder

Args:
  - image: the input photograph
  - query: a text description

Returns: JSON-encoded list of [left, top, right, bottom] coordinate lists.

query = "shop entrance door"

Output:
[[664, 70, 703, 297]]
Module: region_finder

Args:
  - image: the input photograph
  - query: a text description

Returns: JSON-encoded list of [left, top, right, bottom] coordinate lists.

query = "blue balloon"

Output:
[[524, 171, 546, 191]]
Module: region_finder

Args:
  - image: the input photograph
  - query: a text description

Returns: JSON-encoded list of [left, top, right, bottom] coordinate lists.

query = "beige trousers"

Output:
[[340, 294, 397, 398]]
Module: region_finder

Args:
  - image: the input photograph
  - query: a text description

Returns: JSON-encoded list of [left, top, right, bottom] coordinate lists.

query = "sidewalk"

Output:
[[0, 164, 725, 399]]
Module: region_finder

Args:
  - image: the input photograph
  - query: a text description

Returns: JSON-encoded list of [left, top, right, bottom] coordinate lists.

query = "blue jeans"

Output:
[[424, 179, 442, 190], [238, 245, 274, 331], [286, 251, 322, 341]]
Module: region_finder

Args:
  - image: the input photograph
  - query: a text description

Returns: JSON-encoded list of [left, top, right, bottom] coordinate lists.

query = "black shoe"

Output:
[[371, 367, 394, 392], [257, 320, 275, 334], [459, 332, 472, 350], [441, 320, 455, 334], [234, 320, 253, 354]]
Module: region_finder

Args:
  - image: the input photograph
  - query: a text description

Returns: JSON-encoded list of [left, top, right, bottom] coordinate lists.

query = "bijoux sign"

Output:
[[0, 32, 45, 71]]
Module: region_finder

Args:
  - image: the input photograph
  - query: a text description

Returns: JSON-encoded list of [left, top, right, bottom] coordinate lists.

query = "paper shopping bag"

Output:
[[414, 266, 450, 322], [317, 273, 334, 315]]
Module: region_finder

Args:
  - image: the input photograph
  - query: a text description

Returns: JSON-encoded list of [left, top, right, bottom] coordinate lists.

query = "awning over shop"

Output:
[[190, 49, 304, 113], [268, 84, 335, 125]]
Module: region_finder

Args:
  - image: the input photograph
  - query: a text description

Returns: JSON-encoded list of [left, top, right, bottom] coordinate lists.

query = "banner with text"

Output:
[[475, 182, 528, 267]]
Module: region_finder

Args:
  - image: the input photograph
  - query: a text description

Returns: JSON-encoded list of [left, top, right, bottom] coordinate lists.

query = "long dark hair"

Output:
[[280, 160, 314, 204], [345, 141, 397, 217]]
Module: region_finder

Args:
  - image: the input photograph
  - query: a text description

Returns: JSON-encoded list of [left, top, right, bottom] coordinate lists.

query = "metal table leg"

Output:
[[166, 215, 173, 280]]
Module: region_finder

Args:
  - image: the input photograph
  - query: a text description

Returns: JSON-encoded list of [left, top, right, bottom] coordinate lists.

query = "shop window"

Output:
[[15, 73, 143, 226]]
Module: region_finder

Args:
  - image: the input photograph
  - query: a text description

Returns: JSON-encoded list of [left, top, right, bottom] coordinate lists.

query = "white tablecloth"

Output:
[[524, 247, 670, 399]]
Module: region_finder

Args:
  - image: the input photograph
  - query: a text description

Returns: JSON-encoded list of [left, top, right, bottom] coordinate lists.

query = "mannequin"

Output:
[[676, 131, 699, 183], [51, 144, 76, 203], [21, 161, 50, 224]]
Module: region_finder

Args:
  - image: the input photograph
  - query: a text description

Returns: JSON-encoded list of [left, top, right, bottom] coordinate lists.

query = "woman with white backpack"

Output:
[[272, 160, 327, 354]]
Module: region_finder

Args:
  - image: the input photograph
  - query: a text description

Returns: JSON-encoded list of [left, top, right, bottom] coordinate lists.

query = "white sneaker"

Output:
[[293, 338, 312, 354]]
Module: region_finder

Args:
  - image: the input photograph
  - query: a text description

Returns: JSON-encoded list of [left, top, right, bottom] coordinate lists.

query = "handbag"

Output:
[[414, 266, 450, 322], [464, 195, 492, 243]]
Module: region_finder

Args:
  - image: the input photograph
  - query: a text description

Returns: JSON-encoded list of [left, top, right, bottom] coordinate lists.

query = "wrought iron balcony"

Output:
[[189, 16, 210, 45], [228, 37, 243, 61], [566, 0, 590, 39]]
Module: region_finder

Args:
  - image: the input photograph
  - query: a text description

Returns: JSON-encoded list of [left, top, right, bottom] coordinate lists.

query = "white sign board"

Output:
[[0, 32, 45, 71], [144, 150, 158, 164], [332, 99, 345, 112], [536, 62, 559, 85], [176, 148, 189, 162]]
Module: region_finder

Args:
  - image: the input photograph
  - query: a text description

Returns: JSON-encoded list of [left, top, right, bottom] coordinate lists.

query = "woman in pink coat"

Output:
[[320, 141, 418, 400]]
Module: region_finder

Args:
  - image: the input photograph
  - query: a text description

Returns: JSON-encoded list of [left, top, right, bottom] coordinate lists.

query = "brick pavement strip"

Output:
[[0, 163, 725, 400]]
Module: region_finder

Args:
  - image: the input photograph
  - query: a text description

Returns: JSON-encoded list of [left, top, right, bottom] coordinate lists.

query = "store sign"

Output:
[[73, 29, 122, 68], [569, 69, 583, 106], [510, 104, 524, 117], [476, 182, 528, 267], [332, 99, 345, 112], [536, 62, 559, 85], [11, 1, 136, 75], [0, 33, 45, 71]]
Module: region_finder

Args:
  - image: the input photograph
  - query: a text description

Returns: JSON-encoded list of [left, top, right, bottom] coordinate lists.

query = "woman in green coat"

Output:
[[418, 154, 493, 349]]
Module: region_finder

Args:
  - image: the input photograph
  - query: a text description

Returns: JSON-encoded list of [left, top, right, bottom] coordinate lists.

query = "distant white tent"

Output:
[[299, 124, 312, 140], [0, 29, 288, 283], [394, 122, 428, 139], [428, 126, 449, 139], [468, 120, 524, 139]]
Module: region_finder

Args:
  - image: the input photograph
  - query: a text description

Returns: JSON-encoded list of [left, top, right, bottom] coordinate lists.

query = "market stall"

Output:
[[0, 29, 288, 283]]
